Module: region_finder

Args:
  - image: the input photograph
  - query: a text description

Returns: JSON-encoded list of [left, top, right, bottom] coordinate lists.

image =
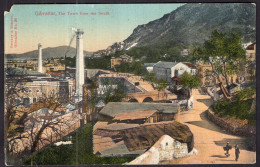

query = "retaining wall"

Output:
[[207, 108, 256, 137]]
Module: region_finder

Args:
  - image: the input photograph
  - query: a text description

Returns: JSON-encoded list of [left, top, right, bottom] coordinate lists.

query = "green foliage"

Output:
[[155, 78, 169, 91], [104, 86, 125, 104], [85, 56, 112, 69], [62, 56, 76, 67], [143, 72, 156, 83], [114, 62, 148, 76], [24, 123, 134, 165], [232, 87, 256, 101], [111, 42, 190, 64], [192, 30, 246, 84], [213, 98, 255, 125], [180, 72, 200, 89]]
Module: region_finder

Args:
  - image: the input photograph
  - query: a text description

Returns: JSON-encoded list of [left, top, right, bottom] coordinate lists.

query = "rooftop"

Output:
[[113, 110, 157, 121], [121, 121, 194, 152], [99, 102, 180, 118], [246, 42, 256, 50], [6, 67, 46, 76], [183, 62, 196, 69], [99, 123, 139, 131], [154, 61, 178, 68], [93, 121, 194, 156]]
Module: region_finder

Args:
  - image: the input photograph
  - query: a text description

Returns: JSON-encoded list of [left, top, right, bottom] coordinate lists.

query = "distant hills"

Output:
[[95, 3, 256, 56], [6, 46, 93, 60]]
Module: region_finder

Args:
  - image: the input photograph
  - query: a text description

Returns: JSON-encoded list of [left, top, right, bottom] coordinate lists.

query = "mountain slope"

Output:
[[97, 3, 255, 56], [6, 46, 92, 60]]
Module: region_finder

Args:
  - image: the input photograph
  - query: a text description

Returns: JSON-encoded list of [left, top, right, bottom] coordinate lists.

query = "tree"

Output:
[[192, 30, 246, 93], [104, 86, 125, 104], [180, 72, 200, 95], [26, 97, 66, 153], [5, 68, 31, 160], [7, 94, 69, 155]]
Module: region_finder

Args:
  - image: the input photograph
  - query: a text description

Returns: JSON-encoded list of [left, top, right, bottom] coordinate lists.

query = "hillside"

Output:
[[6, 46, 92, 60], [95, 3, 256, 56]]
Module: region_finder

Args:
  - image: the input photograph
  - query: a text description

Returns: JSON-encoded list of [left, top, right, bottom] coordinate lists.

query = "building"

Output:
[[180, 49, 189, 56], [128, 135, 196, 164], [143, 63, 156, 73], [246, 42, 256, 62], [5, 68, 74, 106], [111, 54, 133, 68], [93, 121, 194, 157], [245, 42, 256, 81], [196, 62, 215, 86], [5, 60, 38, 70], [153, 61, 196, 82], [98, 102, 180, 123], [92, 102, 194, 157]]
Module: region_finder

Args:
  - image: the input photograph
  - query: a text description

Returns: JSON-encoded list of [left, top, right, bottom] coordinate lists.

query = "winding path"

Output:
[[161, 89, 256, 164]]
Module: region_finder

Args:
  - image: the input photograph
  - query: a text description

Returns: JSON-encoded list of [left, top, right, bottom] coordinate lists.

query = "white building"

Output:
[[153, 61, 196, 82], [144, 63, 156, 73], [180, 49, 189, 56]]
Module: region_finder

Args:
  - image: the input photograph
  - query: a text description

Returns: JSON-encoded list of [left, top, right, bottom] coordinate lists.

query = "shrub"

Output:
[[213, 98, 254, 121]]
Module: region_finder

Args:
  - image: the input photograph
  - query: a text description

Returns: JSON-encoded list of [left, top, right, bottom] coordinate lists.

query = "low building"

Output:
[[93, 121, 194, 157], [143, 63, 156, 73], [5, 60, 38, 70], [153, 61, 196, 82], [5, 68, 74, 106], [180, 49, 189, 56], [245, 42, 256, 82], [246, 42, 256, 62], [111, 54, 133, 68], [98, 102, 180, 123], [128, 134, 197, 164]]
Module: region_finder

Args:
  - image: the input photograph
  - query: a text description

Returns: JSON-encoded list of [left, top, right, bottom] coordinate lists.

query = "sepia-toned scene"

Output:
[[4, 3, 256, 165]]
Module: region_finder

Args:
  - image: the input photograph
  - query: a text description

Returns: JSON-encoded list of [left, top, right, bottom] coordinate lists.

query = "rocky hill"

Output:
[[95, 3, 256, 56]]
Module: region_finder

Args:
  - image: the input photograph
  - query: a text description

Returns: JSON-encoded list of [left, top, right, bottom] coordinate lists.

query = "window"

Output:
[[166, 142, 168, 146], [36, 89, 40, 93], [33, 97, 37, 103], [29, 89, 32, 93]]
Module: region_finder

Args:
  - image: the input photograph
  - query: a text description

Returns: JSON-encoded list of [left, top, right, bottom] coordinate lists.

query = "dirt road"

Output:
[[161, 89, 256, 164]]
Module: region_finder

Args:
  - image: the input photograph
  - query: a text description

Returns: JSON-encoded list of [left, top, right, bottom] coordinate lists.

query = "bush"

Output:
[[232, 87, 256, 101], [213, 98, 255, 124]]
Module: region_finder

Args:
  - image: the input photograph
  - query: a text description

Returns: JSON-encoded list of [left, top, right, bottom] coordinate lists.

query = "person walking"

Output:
[[224, 142, 232, 157], [235, 144, 240, 161]]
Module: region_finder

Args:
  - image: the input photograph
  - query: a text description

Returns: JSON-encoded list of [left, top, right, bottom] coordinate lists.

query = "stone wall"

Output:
[[128, 135, 195, 164], [207, 108, 256, 137]]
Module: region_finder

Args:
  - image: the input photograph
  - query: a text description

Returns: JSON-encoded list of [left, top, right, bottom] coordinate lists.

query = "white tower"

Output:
[[38, 43, 43, 73], [75, 29, 85, 102]]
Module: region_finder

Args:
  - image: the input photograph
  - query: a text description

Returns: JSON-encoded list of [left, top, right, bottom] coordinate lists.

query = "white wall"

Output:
[[128, 135, 189, 165], [153, 62, 196, 83], [171, 63, 196, 78]]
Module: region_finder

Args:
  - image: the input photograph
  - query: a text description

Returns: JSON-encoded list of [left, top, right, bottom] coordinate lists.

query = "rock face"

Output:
[[95, 3, 255, 56]]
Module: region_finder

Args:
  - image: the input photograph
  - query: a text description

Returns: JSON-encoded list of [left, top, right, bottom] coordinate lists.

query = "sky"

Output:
[[4, 4, 183, 54]]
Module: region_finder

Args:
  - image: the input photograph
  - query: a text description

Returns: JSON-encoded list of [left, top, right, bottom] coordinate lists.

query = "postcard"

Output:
[[4, 3, 256, 165]]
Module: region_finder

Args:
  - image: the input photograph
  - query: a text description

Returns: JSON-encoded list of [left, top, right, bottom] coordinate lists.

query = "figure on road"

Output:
[[223, 142, 232, 157], [235, 144, 240, 161]]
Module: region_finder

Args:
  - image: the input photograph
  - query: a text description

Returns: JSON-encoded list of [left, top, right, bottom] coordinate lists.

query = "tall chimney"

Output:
[[38, 43, 43, 73], [75, 29, 85, 102]]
